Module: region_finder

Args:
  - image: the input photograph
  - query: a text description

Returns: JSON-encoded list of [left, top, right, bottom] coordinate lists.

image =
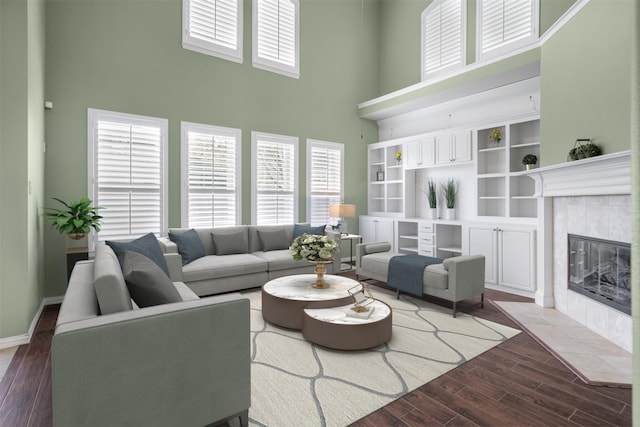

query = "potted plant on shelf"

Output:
[[488, 128, 502, 147], [442, 178, 457, 220], [422, 180, 437, 219], [43, 197, 104, 240], [522, 154, 538, 170], [395, 150, 402, 165]]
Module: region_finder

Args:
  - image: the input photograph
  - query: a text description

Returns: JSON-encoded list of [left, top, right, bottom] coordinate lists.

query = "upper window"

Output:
[[306, 140, 343, 227], [88, 109, 168, 245], [477, 0, 538, 60], [182, 0, 243, 63], [252, 132, 298, 225], [252, 0, 300, 79], [422, 0, 466, 79], [181, 122, 241, 228]]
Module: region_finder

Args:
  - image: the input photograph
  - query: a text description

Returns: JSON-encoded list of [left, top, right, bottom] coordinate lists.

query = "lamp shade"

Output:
[[329, 203, 356, 218]]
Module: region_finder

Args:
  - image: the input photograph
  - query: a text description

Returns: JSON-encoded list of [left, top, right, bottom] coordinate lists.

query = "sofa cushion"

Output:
[[423, 264, 449, 290], [107, 233, 170, 277], [122, 251, 182, 307], [211, 229, 248, 255], [364, 242, 392, 254], [93, 244, 134, 315], [293, 224, 325, 238], [253, 249, 308, 271], [257, 228, 291, 251], [181, 254, 268, 282], [361, 251, 396, 278], [169, 229, 206, 265]]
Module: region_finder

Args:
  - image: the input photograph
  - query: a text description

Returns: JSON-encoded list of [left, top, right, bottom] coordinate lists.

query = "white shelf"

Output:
[[399, 247, 419, 253], [477, 173, 506, 178], [478, 146, 507, 153], [511, 196, 536, 200], [479, 196, 506, 200], [399, 235, 418, 240], [438, 246, 462, 253], [511, 142, 540, 148]]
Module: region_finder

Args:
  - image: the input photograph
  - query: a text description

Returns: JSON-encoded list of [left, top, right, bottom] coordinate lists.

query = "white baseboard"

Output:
[[0, 296, 64, 350]]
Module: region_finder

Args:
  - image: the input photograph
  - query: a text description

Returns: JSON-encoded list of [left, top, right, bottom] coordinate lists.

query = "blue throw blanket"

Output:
[[388, 254, 443, 296]]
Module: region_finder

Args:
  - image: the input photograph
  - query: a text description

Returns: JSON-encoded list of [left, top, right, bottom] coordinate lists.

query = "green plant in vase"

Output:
[[43, 197, 104, 240], [442, 179, 457, 220], [422, 180, 438, 219], [522, 154, 538, 170]]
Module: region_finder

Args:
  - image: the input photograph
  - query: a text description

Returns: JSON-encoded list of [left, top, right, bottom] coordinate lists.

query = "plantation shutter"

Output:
[[92, 114, 166, 241], [185, 125, 239, 228], [254, 136, 297, 225], [308, 142, 342, 227], [480, 0, 534, 56], [183, 0, 242, 62], [423, 0, 464, 78], [254, 0, 299, 78]]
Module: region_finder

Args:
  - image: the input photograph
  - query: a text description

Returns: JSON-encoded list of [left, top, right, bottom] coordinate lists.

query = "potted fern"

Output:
[[43, 197, 104, 240], [442, 179, 457, 220]]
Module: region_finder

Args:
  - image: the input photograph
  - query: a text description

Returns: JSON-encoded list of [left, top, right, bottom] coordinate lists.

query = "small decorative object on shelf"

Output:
[[396, 150, 402, 165], [442, 178, 457, 220], [568, 138, 602, 161], [488, 128, 502, 147], [376, 168, 385, 181], [522, 154, 538, 170], [290, 233, 337, 288]]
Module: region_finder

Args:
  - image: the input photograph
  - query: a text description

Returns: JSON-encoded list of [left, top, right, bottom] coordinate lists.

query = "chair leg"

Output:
[[396, 289, 400, 300], [480, 293, 484, 308], [239, 410, 249, 427], [452, 301, 457, 318]]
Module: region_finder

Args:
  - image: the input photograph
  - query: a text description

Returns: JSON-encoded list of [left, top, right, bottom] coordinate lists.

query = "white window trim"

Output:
[[182, 0, 244, 64], [306, 139, 344, 226], [421, 0, 467, 80], [180, 122, 242, 228], [87, 108, 168, 250], [252, 0, 300, 79], [251, 131, 299, 225], [476, 0, 539, 61]]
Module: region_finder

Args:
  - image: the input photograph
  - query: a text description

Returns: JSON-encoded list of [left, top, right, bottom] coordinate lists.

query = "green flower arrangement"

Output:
[[290, 233, 337, 262]]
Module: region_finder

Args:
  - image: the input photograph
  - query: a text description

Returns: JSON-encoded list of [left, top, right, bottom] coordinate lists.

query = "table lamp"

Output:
[[329, 202, 356, 235]]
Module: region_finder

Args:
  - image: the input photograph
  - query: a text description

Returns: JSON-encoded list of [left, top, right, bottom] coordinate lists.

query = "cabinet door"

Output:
[[451, 131, 471, 162], [435, 136, 451, 164], [376, 218, 396, 250], [359, 217, 377, 244], [420, 137, 436, 166], [499, 229, 535, 292], [468, 226, 497, 285], [404, 140, 421, 169]]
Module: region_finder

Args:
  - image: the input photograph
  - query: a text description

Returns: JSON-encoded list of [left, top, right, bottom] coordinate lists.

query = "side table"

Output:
[[340, 234, 362, 271]]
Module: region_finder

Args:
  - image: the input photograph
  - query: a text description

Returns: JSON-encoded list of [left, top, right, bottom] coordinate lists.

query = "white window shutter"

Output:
[[252, 133, 298, 225], [479, 0, 536, 58], [183, 123, 241, 228], [422, 0, 464, 78], [307, 141, 343, 227], [89, 110, 167, 243], [253, 0, 299, 78], [183, 0, 243, 63]]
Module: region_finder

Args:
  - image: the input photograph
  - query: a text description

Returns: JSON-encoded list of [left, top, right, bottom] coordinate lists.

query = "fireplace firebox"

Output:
[[568, 234, 631, 315]]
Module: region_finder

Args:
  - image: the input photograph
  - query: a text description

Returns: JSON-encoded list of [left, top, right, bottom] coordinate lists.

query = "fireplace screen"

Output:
[[568, 234, 631, 315]]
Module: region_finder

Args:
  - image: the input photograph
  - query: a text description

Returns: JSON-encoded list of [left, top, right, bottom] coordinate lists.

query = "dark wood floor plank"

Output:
[[0, 345, 28, 406], [404, 389, 458, 425], [445, 367, 507, 401], [382, 396, 416, 419], [359, 407, 409, 427], [0, 391, 32, 427], [444, 414, 480, 427], [28, 355, 53, 427], [399, 408, 444, 427], [569, 409, 630, 427], [498, 392, 582, 427]]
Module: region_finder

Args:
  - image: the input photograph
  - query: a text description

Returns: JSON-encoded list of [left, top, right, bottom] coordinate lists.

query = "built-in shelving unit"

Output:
[[367, 140, 415, 217]]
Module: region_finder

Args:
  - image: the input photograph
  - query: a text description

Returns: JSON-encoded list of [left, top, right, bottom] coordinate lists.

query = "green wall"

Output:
[[0, 0, 46, 339], [42, 0, 380, 299], [540, 0, 633, 165]]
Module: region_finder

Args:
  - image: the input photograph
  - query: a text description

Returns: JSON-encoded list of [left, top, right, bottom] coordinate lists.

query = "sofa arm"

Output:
[[52, 295, 251, 427], [164, 252, 183, 282], [355, 242, 391, 269], [157, 237, 178, 254], [443, 255, 486, 300]]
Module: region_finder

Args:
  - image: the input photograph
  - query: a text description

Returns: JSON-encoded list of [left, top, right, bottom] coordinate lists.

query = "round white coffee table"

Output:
[[302, 300, 392, 350], [262, 274, 358, 330]]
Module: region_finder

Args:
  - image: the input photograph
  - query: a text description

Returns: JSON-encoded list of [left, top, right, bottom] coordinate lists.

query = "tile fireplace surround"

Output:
[[526, 151, 632, 352]]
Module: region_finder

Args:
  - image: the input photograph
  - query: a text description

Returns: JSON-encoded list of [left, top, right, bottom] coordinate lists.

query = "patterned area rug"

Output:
[[243, 287, 519, 427]]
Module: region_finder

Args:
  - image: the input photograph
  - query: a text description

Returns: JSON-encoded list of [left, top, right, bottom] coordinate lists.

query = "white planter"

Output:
[[444, 208, 455, 220], [428, 208, 438, 219]]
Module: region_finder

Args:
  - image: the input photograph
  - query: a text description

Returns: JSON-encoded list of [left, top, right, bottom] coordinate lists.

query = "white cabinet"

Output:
[[360, 216, 395, 251], [367, 141, 414, 216], [405, 137, 435, 169], [468, 224, 536, 296], [436, 131, 471, 165]]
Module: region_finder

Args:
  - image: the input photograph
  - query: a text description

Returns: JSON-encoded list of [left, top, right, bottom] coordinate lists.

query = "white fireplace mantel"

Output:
[[524, 150, 632, 197]]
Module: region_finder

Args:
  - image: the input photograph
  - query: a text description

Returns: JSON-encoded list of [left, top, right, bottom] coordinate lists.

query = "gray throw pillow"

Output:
[[107, 232, 170, 276], [169, 229, 206, 265], [257, 228, 290, 251], [293, 224, 326, 239], [122, 251, 182, 307], [211, 230, 248, 255]]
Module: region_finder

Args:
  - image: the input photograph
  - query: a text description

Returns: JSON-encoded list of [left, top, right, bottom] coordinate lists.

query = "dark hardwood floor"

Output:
[[0, 275, 632, 427]]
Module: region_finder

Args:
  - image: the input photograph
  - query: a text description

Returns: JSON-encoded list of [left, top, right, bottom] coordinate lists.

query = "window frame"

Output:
[[252, 0, 300, 79], [251, 131, 299, 225], [87, 108, 168, 250], [421, 0, 467, 80], [306, 139, 344, 227], [476, 0, 539, 61], [182, 0, 244, 64], [180, 121, 242, 228]]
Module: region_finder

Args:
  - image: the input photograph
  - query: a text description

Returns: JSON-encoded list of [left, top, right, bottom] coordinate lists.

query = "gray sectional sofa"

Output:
[[160, 223, 342, 296], [52, 243, 251, 427]]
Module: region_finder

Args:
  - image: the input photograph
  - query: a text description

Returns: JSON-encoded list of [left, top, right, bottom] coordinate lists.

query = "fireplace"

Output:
[[568, 234, 631, 315]]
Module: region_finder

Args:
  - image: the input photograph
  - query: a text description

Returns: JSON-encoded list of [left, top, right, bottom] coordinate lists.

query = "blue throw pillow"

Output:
[[107, 232, 170, 277], [169, 229, 206, 265], [293, 224, 326, 239]]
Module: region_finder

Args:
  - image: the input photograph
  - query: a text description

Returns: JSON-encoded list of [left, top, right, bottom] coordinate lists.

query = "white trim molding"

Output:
[[0, 296, 63, 349], [524, 150, 632, 197]]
